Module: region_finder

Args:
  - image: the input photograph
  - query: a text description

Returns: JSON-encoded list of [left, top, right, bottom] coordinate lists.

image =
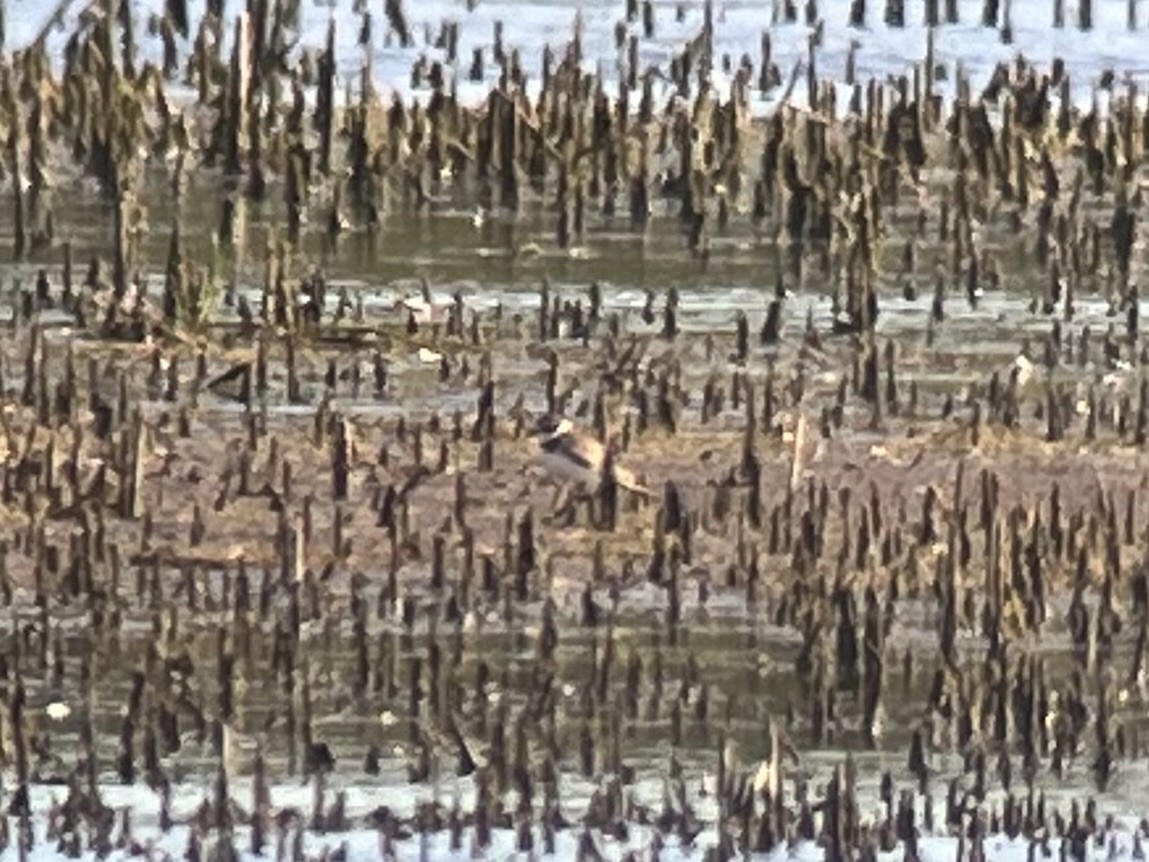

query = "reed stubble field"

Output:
[[4, 0, 1149, 859]]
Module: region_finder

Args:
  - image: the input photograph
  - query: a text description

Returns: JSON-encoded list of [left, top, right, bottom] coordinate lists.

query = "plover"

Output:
[[528, 413, 651, 498]]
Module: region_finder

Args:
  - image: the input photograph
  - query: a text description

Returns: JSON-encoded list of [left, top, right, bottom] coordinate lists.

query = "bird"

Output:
[[528, 413, 651, 498]]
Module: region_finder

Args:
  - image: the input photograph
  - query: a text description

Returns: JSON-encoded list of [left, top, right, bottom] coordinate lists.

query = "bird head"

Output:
[[529, 413, 573, 439]]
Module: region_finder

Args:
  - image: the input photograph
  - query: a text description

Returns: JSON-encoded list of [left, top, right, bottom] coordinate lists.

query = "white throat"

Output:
[[549, 418, 576, 438]]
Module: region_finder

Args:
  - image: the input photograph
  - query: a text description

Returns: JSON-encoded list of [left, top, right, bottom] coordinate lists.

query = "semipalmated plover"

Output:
[[528, 413, 651, 498]]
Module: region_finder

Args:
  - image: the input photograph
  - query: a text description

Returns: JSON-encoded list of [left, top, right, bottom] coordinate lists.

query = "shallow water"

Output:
[[5, 0, 1148, 113], [5, 604, 1148, 861]]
